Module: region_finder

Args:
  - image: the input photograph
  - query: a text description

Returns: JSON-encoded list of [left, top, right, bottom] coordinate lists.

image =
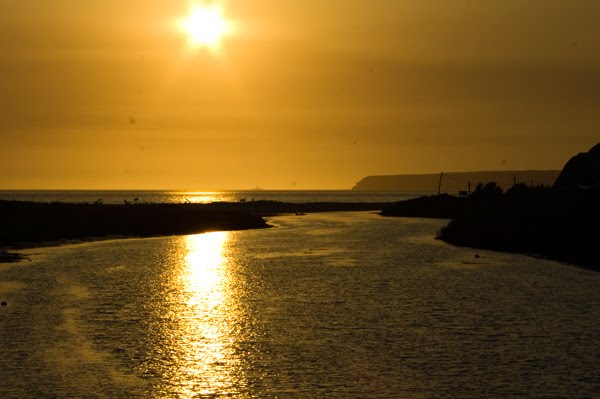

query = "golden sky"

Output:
[[1, 0, 599, 189]]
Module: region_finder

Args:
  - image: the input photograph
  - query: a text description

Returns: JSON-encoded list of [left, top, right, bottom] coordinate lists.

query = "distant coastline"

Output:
[[353, 170, 560, 192]]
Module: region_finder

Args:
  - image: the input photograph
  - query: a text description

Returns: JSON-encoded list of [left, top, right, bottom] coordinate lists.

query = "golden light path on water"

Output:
[[174, 192, 230, 203], [170, 231, 246, 397]]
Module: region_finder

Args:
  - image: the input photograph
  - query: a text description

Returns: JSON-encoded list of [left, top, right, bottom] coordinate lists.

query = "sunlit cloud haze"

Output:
[[1, 0, 599, 189]]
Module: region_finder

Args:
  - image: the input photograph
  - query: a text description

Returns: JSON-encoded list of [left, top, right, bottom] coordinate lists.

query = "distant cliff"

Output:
[[352, 171, 560, 192]]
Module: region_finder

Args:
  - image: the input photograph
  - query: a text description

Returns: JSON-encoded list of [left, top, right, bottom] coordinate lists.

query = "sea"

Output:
[[1, 191, 600, 398], [0, 190, 422, 205]]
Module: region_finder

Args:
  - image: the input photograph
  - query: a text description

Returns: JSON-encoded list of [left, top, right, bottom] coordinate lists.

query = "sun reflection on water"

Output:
[[170, 231, 244, 397], [185, 231, 228, 299], [183, 192, 230, 204], [170, 191, 231, 204]]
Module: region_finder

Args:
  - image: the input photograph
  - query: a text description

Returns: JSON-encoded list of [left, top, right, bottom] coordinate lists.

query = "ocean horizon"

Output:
[[0, 190, 425, 205]]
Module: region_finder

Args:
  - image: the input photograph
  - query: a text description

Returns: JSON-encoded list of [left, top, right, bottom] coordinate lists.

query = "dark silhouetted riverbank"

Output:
[[381, 185, 600, 270], [380, 194, 466, 219], [437, 187, 600, 269], [0, 200, 269, 261], [382, 144, 600, 270], [0, 199, 390, 262]]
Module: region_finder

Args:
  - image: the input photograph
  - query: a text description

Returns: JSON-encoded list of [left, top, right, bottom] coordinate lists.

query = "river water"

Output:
[[1, 212, 599, 398]]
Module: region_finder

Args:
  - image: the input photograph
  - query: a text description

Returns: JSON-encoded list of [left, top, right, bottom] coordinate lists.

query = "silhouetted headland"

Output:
[[553, 143, 600, 190], [382, 144, 600, 270], [353, 170, 559, 192]]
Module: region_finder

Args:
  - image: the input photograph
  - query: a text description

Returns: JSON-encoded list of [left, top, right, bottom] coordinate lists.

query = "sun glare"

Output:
[[178, 3, 233, 50]]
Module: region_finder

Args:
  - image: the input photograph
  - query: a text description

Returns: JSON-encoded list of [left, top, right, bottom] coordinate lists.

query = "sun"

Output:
[[178, 3, 233, 49]]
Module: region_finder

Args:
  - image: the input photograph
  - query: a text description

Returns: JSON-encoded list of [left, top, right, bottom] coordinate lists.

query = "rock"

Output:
[[554, 143, 600, 190], [1, 301, 7, 306]]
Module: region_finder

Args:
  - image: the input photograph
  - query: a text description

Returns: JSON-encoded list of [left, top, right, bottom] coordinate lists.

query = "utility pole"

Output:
[[513, 174, 517, 187], [438, 172, 444, 196], [468, 181, 471, 195]]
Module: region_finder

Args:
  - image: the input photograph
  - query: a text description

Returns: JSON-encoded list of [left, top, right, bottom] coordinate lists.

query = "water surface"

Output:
[[1, 212, 599, 398]]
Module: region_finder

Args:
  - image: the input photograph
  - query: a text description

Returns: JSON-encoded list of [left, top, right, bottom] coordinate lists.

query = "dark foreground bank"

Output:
[[0, 200, 269, 261], [380, 193, 466, 219], [0, 199, 389, 262], [381, 185, 600, 270], [438, 188, 600, 269]]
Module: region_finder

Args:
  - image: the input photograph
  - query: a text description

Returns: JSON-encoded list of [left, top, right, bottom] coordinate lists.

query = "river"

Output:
[[1, 212, 599, 398]]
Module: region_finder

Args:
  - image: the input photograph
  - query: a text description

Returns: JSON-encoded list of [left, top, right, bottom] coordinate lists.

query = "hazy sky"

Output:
[[1, 0, 599, 189]]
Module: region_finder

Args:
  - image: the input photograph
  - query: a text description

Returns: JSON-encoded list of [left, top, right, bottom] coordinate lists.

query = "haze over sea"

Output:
[[1, 209, 600, 398]]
